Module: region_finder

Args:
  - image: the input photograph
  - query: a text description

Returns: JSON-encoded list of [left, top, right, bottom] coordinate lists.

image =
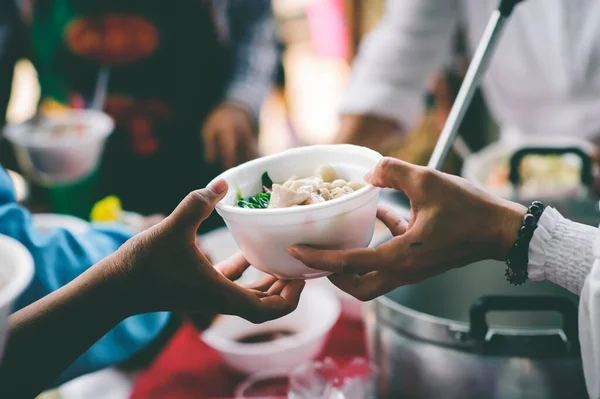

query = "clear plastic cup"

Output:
[[236, 358, 378, 399]]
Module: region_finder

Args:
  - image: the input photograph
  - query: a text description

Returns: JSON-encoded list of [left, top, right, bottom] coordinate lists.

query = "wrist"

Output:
[[492, 200, 528, 261]]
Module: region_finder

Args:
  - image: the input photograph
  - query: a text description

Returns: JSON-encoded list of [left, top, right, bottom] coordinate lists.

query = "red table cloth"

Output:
[[130, 319, 367, 399]]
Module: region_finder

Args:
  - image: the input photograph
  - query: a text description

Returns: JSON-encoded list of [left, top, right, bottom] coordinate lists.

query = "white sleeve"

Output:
[[528, 207, 600, 398], [339, 0, 459, 130]]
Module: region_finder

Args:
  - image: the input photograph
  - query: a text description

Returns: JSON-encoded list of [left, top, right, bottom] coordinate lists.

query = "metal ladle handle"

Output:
[[427, 0, 526, 170]]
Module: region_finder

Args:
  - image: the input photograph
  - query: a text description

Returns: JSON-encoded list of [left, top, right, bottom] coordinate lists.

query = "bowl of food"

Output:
[[3, 110, 114, 186], [0, 235, 34, 362], [209, 144, 383, 280], [202, 283, 341, 375], [462, 136, 595, 200]]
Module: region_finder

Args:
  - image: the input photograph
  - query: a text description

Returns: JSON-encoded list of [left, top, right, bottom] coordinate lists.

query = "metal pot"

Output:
[[365, 260, 587, 399]]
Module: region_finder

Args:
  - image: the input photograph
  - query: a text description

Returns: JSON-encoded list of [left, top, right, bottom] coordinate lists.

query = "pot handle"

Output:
[[469, 295, 578, 343], [508, 146, 594, 187]]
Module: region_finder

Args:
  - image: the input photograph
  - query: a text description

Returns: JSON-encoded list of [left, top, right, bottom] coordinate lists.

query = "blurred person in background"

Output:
[[2, 0, 277, 232], [336, 1, 600, 157]]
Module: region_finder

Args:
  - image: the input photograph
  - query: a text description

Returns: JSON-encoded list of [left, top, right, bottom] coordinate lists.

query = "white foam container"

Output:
[[462, 136, 595, 200], [3, 110, 114, 186], [209, 144, 383, 280], [0, 235, 34, 362], [202, 283, 340, 375]]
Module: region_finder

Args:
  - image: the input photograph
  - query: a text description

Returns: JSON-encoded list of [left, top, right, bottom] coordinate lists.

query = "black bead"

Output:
[[529, 205, 543, 218], [523, 214, 537, 227]]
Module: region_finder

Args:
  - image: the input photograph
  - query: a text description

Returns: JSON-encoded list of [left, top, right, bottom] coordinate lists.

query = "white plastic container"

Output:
[[209, 144, 383, 280], [202, 283, 341, 375], [462, 136, 595, 200], [0, 235, 34, 361], [3, 110, 114, 186]]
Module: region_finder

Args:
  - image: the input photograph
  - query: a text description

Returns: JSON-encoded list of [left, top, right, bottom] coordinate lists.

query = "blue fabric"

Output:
[[0, 165, 169, 384]]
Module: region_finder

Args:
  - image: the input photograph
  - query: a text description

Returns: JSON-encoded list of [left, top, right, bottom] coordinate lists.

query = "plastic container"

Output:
[[202, 283, 341, 375], [3, 110, 114, 186], [462, 136, 595, 200], [209, 144, 382, 279], [0, 235, 34, 361]]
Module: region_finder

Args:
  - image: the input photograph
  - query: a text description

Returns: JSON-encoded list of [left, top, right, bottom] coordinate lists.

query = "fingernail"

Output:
[[209, 179, 228, 195], [364, 171, 373, 181], [287, 247, 299, 258]]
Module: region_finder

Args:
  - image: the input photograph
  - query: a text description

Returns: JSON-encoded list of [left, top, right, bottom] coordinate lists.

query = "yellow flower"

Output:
[[90, 196, 122, 222]]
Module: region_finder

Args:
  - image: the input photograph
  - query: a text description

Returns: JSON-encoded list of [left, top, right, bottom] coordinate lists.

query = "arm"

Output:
[[0, 166, 170, 384], [0, 181, 304, 398], [223, 0, 277, 118], [338, 0, 458, 145], [289, 157, 600, 397], [526, 207, 600, 398]]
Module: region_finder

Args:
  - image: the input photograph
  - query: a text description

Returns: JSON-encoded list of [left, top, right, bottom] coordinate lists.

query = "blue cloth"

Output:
[[0, 166, 170, 384]]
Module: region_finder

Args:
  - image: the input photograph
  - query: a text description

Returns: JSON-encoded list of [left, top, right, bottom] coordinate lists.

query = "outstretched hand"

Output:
[[288, 158, 525, 301]]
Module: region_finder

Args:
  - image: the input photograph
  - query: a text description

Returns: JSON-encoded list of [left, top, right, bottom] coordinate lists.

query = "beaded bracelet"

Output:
[[505, 201, 546, 285]]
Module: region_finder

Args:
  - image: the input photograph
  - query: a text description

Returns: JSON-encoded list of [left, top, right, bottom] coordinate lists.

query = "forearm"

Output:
[[224, 0, 277, 118], [340, 0, 458, 130], [0, 255, 129, 398]]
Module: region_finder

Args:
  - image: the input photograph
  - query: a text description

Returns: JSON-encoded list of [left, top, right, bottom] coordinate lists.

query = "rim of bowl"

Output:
[[3, 109, 115, 148], [211, 144, 383, 216], [0, 235, 34, 310], [202, 286, 341, 356]]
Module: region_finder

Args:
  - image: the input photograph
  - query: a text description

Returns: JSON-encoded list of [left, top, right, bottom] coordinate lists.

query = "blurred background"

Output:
[[5, 0, 493, 166]]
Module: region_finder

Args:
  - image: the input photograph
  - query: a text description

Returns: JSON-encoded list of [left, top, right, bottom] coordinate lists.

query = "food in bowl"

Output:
[[236, 166, 366, 209], [3, 109, 114, 185], [210, 144, 382, 279], [202, 283, 340, 374], [485, 154, 582, 196], [235, 329, 296, 344]]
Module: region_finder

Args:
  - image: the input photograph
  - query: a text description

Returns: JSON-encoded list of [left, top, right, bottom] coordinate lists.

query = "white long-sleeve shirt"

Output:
[[341, 0, 600, 141], [529, 207, 600, 398]]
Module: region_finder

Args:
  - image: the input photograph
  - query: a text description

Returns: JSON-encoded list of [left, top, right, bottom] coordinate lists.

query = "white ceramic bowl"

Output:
[[202, 283, 341, 375], [3, 110, 114, 186], [462, 136, 595, 200], [209, 144, 383, 280], [0, 235, 34, 362]]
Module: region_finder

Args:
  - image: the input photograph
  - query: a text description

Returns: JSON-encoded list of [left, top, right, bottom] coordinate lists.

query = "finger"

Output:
[[366, 157, 421, 193], [288, 245, 395, 275], [254, 280, 305, 322], [245, 275, 278, 291], [168, 180, 228, 236], [203, 128, 217, 164], [215, 252, 250, 281], [267, 279, 289, 296], [377, 205, 409, 236]]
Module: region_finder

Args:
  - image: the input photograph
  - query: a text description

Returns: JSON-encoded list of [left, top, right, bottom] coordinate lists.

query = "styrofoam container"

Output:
[[3, 110, 114, 186], [202, 283, 341, 375], [462, 136, 595, 201], [0, 235, 34, 362], [209, 144, 383, 280]]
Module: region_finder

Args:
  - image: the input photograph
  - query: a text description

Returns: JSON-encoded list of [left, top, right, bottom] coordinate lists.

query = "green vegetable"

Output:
[[236, 171, 274, 209], [237, 192, 271, 209], [261, 171, 273, 189]]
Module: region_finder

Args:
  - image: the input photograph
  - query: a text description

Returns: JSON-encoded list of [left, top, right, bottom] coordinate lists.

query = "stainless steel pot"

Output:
[[365, 260, 587, 399]]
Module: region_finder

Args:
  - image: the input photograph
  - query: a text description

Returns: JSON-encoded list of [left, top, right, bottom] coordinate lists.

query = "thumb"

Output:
[[365, 157, 420, 193], [169, 179, 228, 235]]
